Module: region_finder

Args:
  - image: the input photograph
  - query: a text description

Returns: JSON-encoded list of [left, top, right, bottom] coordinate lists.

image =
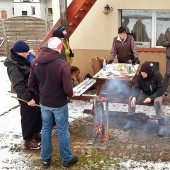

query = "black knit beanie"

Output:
[[52, 30, 65, 38], [118, 26, 126, 34], [140, 62, 153, 77]]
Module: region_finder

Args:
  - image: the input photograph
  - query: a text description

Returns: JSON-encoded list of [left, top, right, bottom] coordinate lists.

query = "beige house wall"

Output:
[[52, 0, 169, 80]]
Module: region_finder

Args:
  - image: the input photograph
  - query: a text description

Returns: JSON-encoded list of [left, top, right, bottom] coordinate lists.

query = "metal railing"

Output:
[[0, 37, 6, 48]]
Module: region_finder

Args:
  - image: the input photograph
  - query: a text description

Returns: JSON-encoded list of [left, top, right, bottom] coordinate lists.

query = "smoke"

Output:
[[101, 79, 131, 98]]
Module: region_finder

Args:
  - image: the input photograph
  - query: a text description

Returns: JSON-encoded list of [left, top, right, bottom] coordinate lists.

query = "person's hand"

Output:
[[131, 97, 136, 108], [135, 57, 140, 64], [27, 99, 36, 106], [107, 60, 113, 64], [143, 97, 151, 104]]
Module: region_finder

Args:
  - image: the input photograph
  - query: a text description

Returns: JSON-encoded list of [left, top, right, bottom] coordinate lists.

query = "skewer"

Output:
[[11, 96, 40, 107]]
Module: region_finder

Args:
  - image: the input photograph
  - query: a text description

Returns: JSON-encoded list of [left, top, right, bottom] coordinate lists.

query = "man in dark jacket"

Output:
[[28, 37, 78, 167], [110, 26, 140, 64], [4, 40, 42, 149], [123, 62, 167, 136], [161, 28, 170, 94]]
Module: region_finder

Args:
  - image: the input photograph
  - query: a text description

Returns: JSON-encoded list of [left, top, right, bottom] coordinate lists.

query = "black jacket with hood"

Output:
[[28, 47, 73, 108], [131, 70, 164, 100], [4, 49, 34, 101]]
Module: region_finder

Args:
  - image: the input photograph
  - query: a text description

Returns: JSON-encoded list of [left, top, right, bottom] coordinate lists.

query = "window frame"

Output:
[[121, 9, 170, 49]]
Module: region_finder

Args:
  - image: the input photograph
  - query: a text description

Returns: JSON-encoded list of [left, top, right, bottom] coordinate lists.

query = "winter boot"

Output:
[[33, 132, 41, 142], [24, 139, 41, 150]]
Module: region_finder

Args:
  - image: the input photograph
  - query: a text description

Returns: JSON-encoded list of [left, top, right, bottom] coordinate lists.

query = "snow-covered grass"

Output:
[[1, 56, 170, 169]]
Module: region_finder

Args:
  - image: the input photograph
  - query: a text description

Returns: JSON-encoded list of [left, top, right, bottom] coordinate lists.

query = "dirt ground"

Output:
[[1, 94, 170, 170]]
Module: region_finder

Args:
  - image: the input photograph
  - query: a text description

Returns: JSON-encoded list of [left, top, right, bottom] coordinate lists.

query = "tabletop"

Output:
[[93, 63, 139, 81]]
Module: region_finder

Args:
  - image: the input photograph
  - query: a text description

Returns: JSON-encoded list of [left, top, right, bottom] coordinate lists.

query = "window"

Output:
[[121, 10, 170, 48], [12, 7, 14, 15], [48, 8, 53, 15], [31, 6, 35, 15], [22, 11, 27, 16]]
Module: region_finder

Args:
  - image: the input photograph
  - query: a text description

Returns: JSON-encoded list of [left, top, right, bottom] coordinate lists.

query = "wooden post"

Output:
[[59, 0, 68, 32]]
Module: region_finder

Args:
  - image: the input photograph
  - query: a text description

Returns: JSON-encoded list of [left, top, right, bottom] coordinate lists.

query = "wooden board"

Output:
[[73, 78, 96, 96]]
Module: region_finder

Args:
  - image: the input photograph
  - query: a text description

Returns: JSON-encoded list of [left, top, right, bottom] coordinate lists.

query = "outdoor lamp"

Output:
[[102, 4, 113, 15]]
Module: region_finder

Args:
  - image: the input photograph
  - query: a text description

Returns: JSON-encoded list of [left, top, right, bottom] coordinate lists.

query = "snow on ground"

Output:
[[1, 56, 170, 169]]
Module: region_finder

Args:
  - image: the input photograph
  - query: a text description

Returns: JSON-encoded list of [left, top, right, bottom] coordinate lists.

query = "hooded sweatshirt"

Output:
[[28, 47, 73, 108], [131, 68, 164, 100]]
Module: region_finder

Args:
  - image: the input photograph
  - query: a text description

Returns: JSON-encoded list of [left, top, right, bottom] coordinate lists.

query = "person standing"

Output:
[[110, 26, 140, 64], [161, 28, 170, 94], [4, 40, 42, 149], [56, 25, 74, 65], [123, 62, 168, 136], [28, 37, 78, 167]]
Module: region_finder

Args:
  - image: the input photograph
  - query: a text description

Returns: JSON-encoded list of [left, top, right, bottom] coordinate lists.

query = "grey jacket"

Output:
[[161, 29, 170, 59]]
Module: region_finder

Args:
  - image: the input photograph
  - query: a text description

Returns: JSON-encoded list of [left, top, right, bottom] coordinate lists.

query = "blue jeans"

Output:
[[40, 104, 73, 163]]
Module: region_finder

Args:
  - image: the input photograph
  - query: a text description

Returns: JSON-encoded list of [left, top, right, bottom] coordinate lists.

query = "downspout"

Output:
[[59, 0, 68, 32]]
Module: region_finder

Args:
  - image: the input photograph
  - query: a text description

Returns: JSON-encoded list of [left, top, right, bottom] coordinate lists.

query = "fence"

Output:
[[0, 16, 53, 56]]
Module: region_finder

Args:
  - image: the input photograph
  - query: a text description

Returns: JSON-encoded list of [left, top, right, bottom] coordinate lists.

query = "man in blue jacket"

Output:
[[123, 62, 167, 136], [28, 37, 78, 167]]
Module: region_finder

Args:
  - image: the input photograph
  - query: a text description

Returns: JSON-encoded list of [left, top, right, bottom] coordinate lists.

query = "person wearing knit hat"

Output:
[[52, 30, 65, 39], [48, 37, 63, 51], [123, 62, 168, 136], [56, 25, 74, 66], [140, 62, 153, 78], [56, 25, 66, 32], [109, 26, 140, 64], [43, 29, 66, 61], [28, 35, 78, 167], [4, 41, 42, 150], [13, 40, 30, 53]]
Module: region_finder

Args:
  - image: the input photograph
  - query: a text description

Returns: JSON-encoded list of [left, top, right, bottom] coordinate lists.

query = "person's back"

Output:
[[28, 37, 77, 168], [31, 47, 73, 107]]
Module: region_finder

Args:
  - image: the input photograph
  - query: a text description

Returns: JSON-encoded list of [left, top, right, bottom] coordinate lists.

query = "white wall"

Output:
[[0, 0, 13, 19], [13, 3, 41, 18], [14, 0, 40, 2], [52, 0, 170, 50]]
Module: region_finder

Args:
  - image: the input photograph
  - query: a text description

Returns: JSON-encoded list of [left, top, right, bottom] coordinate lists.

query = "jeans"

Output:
[[40, 104, 73, 162], [163, 58, 170, 91], [128, 93, 166, 119]]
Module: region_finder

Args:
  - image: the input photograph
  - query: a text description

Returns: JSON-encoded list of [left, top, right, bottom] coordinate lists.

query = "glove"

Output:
[[107, 60, 113, 64], [134, 57, 140, 64]]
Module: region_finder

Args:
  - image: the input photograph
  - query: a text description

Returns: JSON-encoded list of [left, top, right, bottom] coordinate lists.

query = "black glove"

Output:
[[107, 60, 113, 64], [135, 57, 140, 64], [69, 49, 74, 58]]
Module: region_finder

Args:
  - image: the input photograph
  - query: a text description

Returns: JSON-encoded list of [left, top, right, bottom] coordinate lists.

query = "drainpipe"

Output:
[[59, 0, 68, 32]]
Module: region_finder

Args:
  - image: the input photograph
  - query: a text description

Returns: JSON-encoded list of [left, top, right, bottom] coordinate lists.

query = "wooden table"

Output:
[[93, 63, 139, 103]]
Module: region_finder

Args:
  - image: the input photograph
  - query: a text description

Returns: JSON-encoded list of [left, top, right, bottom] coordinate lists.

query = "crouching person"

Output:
[[28, 37, 78, 167], [123, 62, 168, 136]]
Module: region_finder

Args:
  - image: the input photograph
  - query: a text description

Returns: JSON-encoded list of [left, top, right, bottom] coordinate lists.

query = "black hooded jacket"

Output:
[[4, 49, 34, 101], [28, 47, 73, 108], [131, 70, 164, 100]]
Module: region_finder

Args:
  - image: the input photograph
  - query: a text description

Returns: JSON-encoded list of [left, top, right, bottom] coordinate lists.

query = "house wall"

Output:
[[13, 3, 41, 18], [52, 0, 169, 80], [0, 0, 13, 19]]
